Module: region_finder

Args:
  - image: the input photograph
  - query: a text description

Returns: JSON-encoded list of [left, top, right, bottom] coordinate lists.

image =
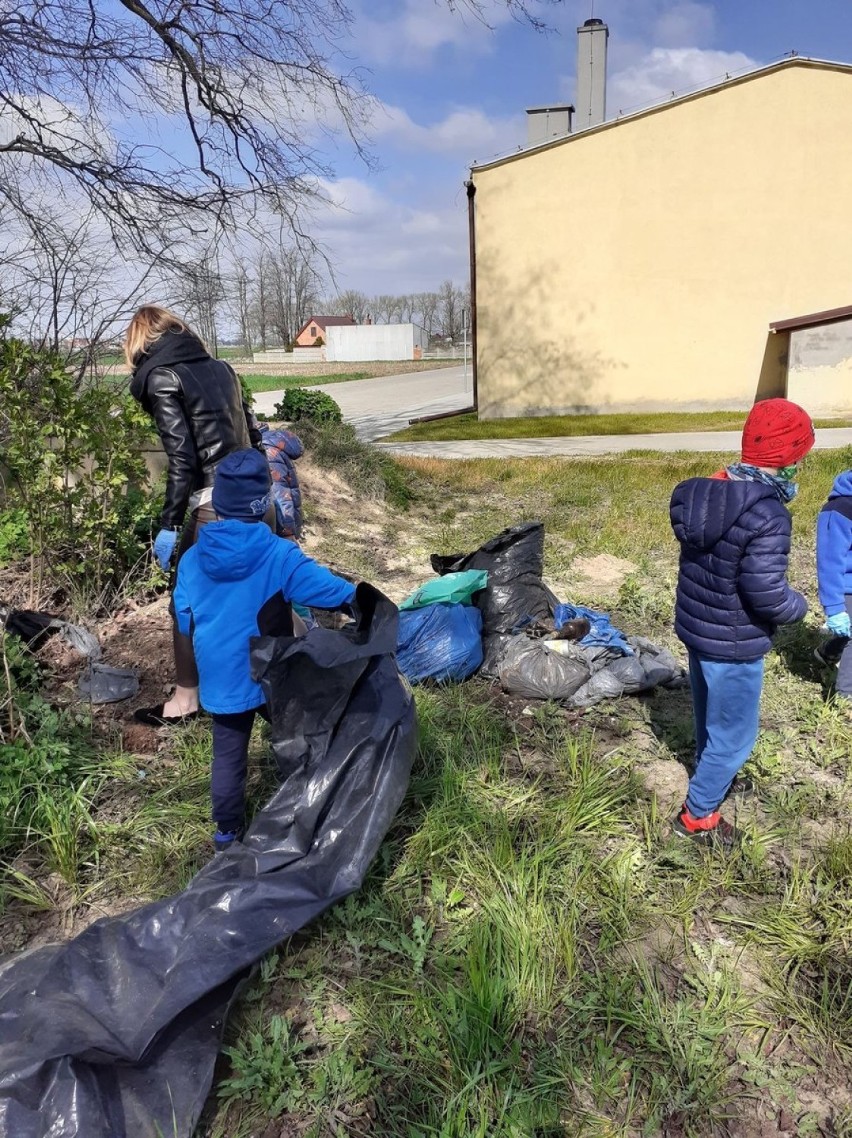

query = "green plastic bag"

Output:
[[398, 570, 489, 611]]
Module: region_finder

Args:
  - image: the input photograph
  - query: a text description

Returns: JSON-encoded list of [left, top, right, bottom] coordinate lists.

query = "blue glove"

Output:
[[827, 612, 851, 637], [153, 528, 178, 570]]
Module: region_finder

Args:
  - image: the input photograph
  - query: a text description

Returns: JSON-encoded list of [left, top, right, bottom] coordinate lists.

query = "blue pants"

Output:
[[211, 705, 269, 832], [686, 651, 764, 817]]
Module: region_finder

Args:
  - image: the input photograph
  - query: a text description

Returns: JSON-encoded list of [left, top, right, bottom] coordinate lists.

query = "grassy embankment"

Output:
[[3, 440, 852, 1136], [389, 410, 852, 442]]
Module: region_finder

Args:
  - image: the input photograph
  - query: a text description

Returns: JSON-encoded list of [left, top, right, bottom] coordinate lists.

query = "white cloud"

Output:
[[372, 102, 523, 160], [305, 176, 468, 292], [608, 47, 760, 116], [351, 0, 514, 67]]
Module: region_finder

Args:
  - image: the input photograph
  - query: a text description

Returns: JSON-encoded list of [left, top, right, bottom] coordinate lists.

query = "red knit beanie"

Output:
[[741, 398, 814, 468]]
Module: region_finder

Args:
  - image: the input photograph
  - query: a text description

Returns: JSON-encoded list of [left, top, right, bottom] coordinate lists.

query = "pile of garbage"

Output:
[[0, 586, 415, 1138], [395, 522, 685, 705]]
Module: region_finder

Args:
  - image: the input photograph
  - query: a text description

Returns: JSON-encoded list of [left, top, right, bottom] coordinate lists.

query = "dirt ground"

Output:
[[5, 458, 641, 752]]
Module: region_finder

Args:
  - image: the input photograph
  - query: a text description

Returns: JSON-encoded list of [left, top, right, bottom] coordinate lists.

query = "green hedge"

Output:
[[274, 388, 342, 423]]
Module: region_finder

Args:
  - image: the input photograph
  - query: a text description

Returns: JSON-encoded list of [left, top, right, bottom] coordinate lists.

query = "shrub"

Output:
[[0, 509, 30, 564], [0, 633, 97, 880], [313, 335, 324, 347], [0, 319, 158, 601], [274, 388, 342, 424]]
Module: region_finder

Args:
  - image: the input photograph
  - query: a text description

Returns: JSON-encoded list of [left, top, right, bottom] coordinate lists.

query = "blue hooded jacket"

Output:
[[670, 476, 807, 661], [816, 469, 852, 617], [173, 521, 355, 714]]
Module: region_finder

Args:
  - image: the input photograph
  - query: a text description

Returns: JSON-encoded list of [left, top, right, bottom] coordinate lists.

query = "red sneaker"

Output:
[[672, 804, 739, 850]]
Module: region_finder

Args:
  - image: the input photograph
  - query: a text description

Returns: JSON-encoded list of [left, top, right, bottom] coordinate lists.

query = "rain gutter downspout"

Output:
[[465, 177, 478, 411]]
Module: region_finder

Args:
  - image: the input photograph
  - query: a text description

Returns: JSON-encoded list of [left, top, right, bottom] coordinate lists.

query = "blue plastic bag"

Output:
[[554, 603, 633, 656], [397, 603, 483, 684]]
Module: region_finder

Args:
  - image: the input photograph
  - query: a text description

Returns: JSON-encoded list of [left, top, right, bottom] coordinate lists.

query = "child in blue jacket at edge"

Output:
[[816, 469, 852, 696], [669, 398, 814, 850], [174, 447, 356, 852]]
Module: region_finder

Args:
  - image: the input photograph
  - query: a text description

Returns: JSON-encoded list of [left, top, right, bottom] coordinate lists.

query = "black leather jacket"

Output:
[[131, 334, 255, 528]]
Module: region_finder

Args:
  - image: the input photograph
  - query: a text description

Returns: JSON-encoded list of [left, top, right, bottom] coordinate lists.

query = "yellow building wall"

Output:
[[472, 63, 852, 418]]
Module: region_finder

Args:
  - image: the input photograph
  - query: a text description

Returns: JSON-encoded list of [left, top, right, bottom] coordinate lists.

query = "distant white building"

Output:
[[326, 323, 428, 362]]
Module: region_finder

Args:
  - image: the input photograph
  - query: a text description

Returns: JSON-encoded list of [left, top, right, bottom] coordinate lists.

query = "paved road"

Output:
[[253, 369, 852, 456], [378, 427, 852, 459], [252, 364, 472, 441]]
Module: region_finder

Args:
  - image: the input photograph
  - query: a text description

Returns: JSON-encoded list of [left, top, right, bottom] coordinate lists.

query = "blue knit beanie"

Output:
[[212, 448, 271, 521]]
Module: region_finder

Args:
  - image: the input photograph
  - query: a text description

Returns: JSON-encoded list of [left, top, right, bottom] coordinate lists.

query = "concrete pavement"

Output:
[[378, 427, 852, 459], [252, 364, 473, 441]]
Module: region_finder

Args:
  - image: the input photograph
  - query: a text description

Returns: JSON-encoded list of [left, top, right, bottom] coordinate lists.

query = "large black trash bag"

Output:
[[431, 523, 559, 644], [0, 585, 415, 1138], [498, 638, 591, 701]]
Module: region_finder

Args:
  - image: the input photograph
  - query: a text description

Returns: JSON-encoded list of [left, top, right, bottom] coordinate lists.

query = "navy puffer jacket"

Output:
[[670, 477, 807, 661]]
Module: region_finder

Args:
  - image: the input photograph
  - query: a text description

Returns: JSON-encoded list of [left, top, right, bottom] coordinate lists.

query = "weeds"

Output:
[[6, 443, 852, 1134]]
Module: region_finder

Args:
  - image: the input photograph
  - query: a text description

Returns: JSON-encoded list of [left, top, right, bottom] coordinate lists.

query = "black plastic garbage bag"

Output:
[[78, 660, 140, 704], [498, 637, 591, 701], [0, 585, 415, 1138], [568, 636, 686, 707], [431, 522, 559, 638]]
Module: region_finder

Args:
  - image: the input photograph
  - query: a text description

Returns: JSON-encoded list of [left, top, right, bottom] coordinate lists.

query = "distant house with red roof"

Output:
[[294, 314, 356, 347]]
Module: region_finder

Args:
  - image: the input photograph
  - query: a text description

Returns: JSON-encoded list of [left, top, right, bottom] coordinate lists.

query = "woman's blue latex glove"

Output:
[[826, 611, 851, 637], [153, 528, 178, 570]]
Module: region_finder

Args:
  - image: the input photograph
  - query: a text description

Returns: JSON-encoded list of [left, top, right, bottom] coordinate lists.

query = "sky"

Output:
[[315, 0, 852, 296]]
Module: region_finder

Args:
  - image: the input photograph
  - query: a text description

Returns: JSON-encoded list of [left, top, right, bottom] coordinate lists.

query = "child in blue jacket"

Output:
[[173, 448, 356, 850], [669, 399, 813, 850], [815, 469, 852, 695]]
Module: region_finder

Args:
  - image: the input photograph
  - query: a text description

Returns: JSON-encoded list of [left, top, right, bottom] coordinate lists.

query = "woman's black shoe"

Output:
[[133, 704, 199, 728]]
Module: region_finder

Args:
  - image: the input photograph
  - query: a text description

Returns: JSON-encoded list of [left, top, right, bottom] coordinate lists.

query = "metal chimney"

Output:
[[576, 17, 608, 130]]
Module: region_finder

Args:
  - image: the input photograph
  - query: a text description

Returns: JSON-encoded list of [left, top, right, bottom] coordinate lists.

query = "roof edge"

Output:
[[770, 304, 852, 333], [472, 57, 852, 173]]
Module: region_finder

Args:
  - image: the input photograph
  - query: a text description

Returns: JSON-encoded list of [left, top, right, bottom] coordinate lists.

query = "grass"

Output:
[[97, 370, 372, 393], [242, 371, 371, 394], [5, 443, 852, 1136], [388, 409, 852, 443]]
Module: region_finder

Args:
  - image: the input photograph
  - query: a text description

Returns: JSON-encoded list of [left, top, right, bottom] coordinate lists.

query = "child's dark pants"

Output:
[[822, 595, 852, 697], [211, 704, 270, 832]]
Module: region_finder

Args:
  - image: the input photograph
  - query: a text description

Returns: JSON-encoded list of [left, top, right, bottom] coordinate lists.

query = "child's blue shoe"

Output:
[[213, 828, 242, 853]]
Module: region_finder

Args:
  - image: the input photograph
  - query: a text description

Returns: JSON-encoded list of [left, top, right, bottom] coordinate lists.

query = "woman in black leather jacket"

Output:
[[126, 305, 263, 727]]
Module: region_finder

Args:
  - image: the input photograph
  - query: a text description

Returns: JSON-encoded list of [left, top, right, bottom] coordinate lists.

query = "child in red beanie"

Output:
[[669, 399, 814, 849]]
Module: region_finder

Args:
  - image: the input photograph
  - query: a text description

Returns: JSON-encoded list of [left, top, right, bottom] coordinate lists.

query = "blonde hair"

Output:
[[123, 305, 204, 368]]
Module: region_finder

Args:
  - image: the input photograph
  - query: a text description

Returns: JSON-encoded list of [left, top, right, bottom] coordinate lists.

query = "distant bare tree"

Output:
[[398, 294, 415, 323], [371, 294, 395, 324], [0, 191, 159, 374], [170, 248, 224, 355], [229, 262, 254, 356], [333, 289, 370, 324], [264, 247, 323, 345], [436, 280, 469, 340], [416, 291, 440, 339]]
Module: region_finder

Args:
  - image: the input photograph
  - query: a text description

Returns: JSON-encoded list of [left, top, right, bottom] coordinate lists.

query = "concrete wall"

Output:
[[787, 318, 852, 416], [472, 61, 852, 418], [252, 347, 326, 364], [326, 324, 425, 361]]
